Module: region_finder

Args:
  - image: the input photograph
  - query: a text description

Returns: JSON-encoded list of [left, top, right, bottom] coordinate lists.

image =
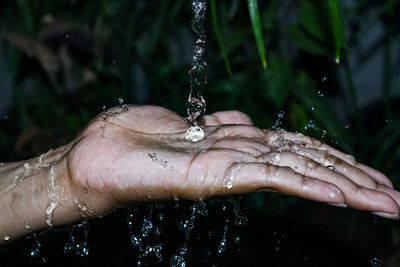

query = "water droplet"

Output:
[[3, 235, 10, 241], [317, 90, 324, 97], [385, 119, 392, 124], [222, 204, 227, 211], [311, 106, 315, 111], [65, 34, 69, 39], [30, 248, 40, 257], [63, 242, 89, 257], [217, 225, 228, 254], [304, 120, 315, 130], [185, 126, 204, 142], [217, 238, 227, 254], [170, 254, 186, 267], [233, 198, 248, 226], [194, 46, 203, 54], [370, 257, 381, 267], [131, 235, 142, 247], [345, 124, 350, 129], [321, 76, 327, 82], [45, 201, 58, 227], [143, 243, 163, 262], [234, 236, 241, 243], [141, 218, 153, 237], [154, 227, 162, 236], [41, 257, 48, 263], [272, 111, 285, 129], [112, 60, 116, 64], [63, 223, 90, 257], [25, 221, 31, 230], [157, 212, 164, 221]]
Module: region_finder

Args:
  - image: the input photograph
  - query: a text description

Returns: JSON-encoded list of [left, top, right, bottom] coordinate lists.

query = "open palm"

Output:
[[67, 105, 400, 219]]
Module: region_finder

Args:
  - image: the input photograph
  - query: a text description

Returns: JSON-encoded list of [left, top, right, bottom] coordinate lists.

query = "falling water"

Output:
[[171, 202, 209, 267], [186, 0, 207, 125], [127, 204, 164, 266], [63, 222, 90, 257]]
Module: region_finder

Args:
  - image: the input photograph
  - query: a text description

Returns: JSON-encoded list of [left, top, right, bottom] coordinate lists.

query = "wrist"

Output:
[[0, 143, 82, 244]]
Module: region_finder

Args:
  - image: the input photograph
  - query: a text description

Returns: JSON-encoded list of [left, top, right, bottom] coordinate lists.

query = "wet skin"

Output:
[[1, 105, 399, 243]]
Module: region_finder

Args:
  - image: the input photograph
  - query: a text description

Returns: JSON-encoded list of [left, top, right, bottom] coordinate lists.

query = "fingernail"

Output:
[[327, 203, 347, 208], [372, 211, 400, 220]]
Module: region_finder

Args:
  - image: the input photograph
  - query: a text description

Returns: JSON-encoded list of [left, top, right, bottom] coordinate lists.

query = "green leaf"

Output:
[[247, 0, 267, 69], [298, 0, 328, 42], [210, 0, 232, 75], [289, 27, 330, 55], [328, 0, 343, 63], [261, 54, 292, 108]]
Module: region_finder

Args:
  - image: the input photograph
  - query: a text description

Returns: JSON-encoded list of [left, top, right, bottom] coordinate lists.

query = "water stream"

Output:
[[186, 0, 207, 125], [185, 0, 207, 142]]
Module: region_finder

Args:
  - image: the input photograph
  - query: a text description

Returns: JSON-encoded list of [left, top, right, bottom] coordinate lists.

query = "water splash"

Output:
[[272, 111, 285, 130], [186, 0, 207, 125], [370, 257, 381, 267], [141, 204, 154, 237], [100, 98, 129, 137], [28, 233, 42, 258], [143, 243, 163, 262], [63, 222, 90, 257], [172, 202, 209, 265], [304, 119, 315, 130], [127, 204, 165, 266], [232, 198, 248, 226], [170, 253, 186, 267], [217, 224, 228, 254]]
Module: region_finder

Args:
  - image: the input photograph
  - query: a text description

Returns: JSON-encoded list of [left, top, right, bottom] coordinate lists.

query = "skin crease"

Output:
[[0, 105, 400, 244]]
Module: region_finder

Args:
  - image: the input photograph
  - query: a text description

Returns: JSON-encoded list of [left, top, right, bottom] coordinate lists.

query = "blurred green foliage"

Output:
[[0, 0, 400, 263]]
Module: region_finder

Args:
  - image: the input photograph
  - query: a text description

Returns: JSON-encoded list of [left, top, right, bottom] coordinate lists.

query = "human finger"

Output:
[[203, 110, 253, 126], [225, 162, 346, 204], [207, 137, 270, 156], [283, 148, 378, 189], [356, 163, 393, 188], [205, 124, 263, 140], [274, 131, 394, 188], [256, 151, 400, 215]]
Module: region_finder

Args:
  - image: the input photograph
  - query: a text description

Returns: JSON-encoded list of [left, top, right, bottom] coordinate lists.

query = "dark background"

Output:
[[0, 0, 399, 266]]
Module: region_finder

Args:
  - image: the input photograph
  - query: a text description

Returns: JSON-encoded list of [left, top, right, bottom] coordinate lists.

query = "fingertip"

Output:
[[356, 163, 393, 188], [372, 211, 400, 220], [359, 187, 400, 214]]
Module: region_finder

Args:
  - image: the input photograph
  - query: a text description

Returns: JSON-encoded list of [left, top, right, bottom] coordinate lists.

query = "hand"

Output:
[[66, 105, 400, 220], [2, 105, 399, 243]]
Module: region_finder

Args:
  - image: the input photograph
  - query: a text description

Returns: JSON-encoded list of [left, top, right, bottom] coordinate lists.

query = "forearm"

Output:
[[0, 143, 81, 244]]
